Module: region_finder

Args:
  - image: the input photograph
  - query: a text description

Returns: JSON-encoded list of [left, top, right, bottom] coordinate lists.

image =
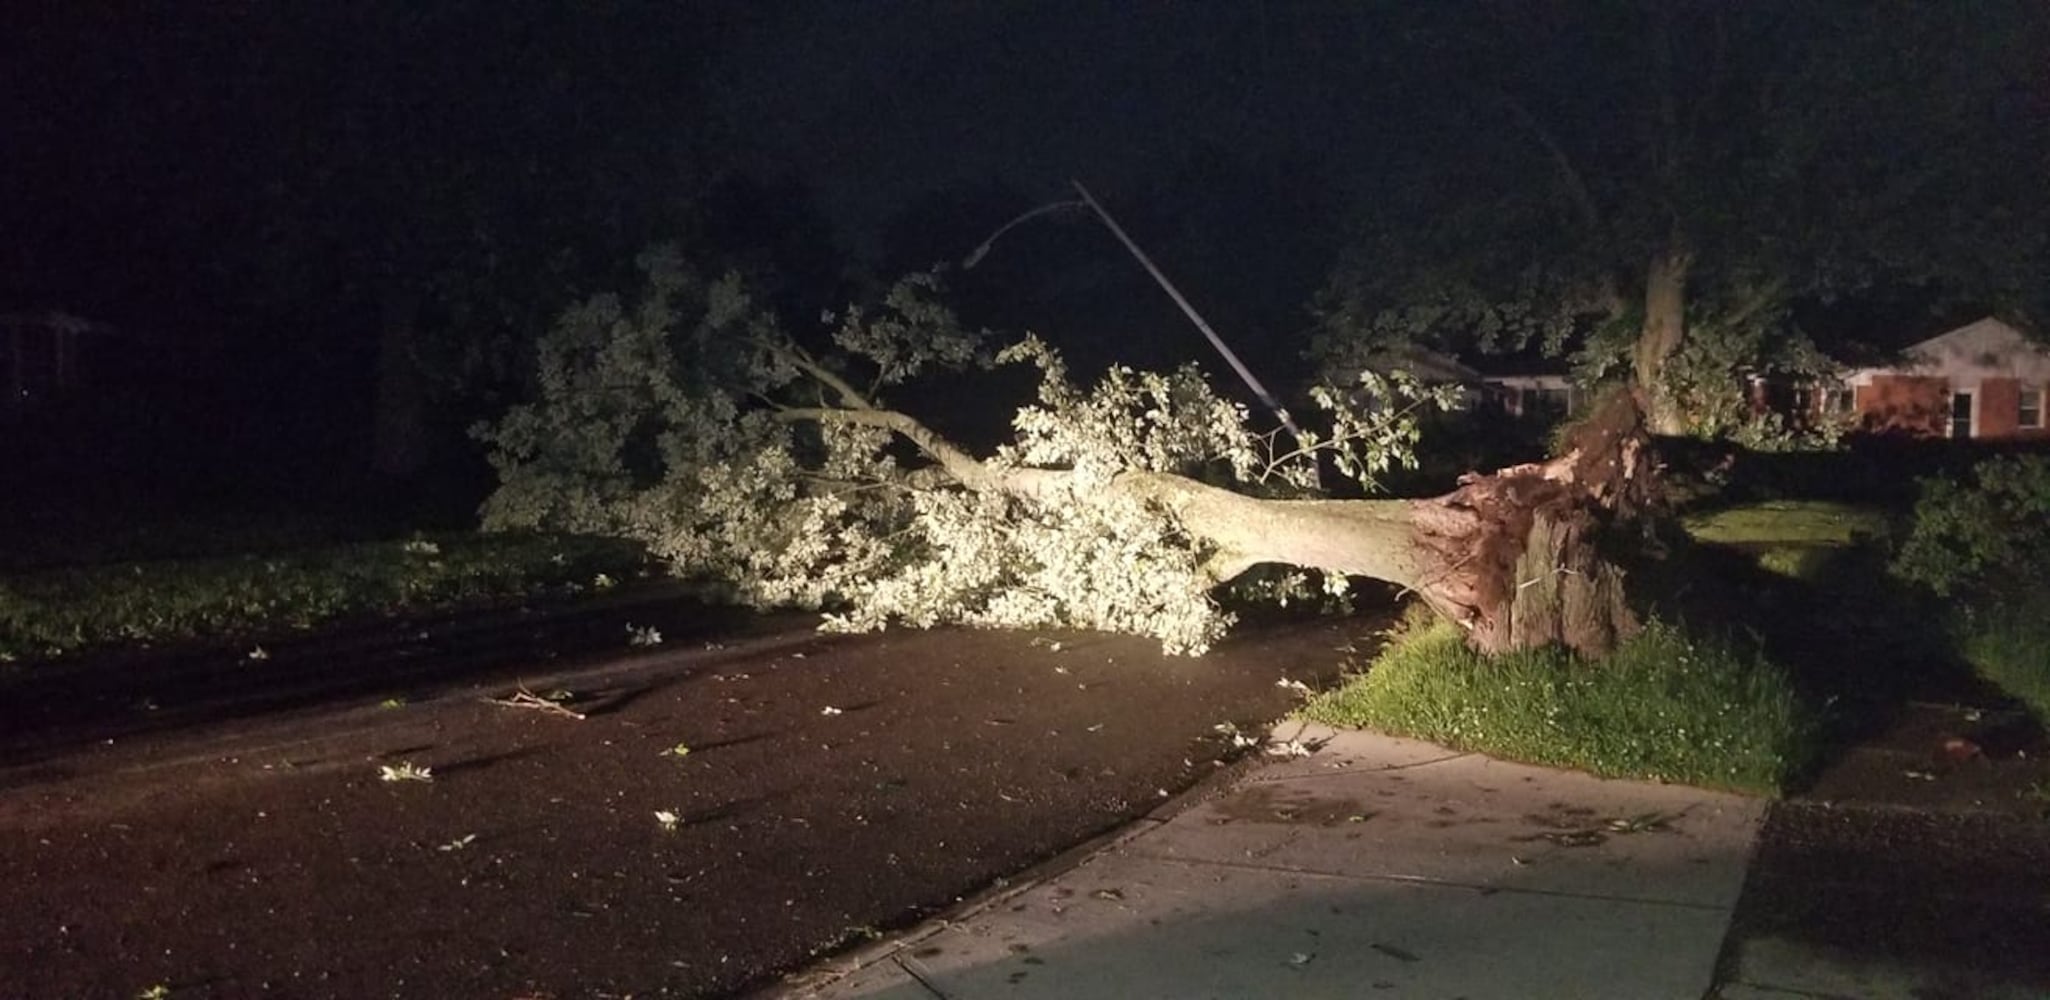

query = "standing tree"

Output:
[[479, 250, 1653, 656], [1316, 2, 2049, 435]]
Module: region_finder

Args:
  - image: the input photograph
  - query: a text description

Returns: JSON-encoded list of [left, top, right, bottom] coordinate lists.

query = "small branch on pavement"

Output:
[[483, 685, 587, 721]]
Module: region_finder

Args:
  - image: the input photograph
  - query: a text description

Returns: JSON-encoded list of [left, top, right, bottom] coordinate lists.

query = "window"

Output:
[[1822, 387, 1855, 415], [1951, 391, 1974, 439], [1525, 387, 1573, 419], [2021, 386, 2043, 429]]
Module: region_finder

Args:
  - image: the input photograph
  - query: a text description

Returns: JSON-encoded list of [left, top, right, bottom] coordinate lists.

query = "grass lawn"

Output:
[[1304, 615, 1815, 795], [1958, 593, 2050, 722], [0, 532, 648, 664], [1680, 499, 1893, 584], [1680, 500, 1890, 547]]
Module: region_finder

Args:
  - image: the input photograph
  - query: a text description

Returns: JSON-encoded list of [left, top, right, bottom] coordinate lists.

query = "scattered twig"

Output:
[[483, 685, 587, 721]]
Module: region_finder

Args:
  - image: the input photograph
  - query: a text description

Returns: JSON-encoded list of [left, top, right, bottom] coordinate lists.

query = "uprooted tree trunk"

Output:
[[793, 367, 1657, 658], [1128, 387, 1652, 657]]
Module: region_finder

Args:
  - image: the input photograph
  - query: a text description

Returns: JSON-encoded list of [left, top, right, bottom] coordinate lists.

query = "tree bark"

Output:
[[1140, 388, 1650, 656], [1116, 462, 1636, 656], [1634, 246, 1692, 435]]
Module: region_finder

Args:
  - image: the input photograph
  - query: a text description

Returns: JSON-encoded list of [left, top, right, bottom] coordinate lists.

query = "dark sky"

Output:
[[2, 3, 1392, 321], [705, 2, 1389, 253]]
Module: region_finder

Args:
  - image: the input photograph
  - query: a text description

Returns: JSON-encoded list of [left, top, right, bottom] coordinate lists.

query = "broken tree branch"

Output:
[[483, 685, 588, 721]]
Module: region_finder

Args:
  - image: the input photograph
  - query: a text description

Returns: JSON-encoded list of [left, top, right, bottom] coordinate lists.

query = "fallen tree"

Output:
[[478, 249, 1656, 656]]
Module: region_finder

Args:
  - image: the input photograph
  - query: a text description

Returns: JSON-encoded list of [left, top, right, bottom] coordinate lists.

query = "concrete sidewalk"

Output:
[[784, 723, 1764, 1000]]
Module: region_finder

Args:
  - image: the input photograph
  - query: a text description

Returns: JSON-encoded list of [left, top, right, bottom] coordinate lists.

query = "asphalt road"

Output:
[[0, 591, 1372, 998]]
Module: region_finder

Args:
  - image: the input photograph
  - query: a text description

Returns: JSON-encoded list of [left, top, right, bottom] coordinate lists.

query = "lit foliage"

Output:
[[476, 248, 1449, 653]]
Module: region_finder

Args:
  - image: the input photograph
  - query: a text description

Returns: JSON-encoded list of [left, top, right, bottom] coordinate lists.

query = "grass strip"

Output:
[[0, 532, 645, 663], [1303, 614, 1814, 795]]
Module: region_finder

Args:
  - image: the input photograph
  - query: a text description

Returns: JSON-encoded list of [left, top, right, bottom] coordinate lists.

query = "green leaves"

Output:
[[474, 248, 1451, 654], [1894, 456, 2050, 597], [1306, 370, 1459, 492], [1001, 334, 1260, 484], [830, 271, 989, 387]]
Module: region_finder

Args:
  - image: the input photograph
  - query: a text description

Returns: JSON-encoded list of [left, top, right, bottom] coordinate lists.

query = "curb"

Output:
[[754, 732, 1297, 998]]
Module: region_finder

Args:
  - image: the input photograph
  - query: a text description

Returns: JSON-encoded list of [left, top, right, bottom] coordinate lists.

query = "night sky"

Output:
[[4, 4, 1388, 313], [708, 3, 1388, 248], [2, 2, 2043, 511]]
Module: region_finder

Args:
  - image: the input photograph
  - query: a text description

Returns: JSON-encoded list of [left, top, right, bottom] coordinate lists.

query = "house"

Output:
[[1482, 373, 1585, 420], [1, 311, 117, 420], [1359, 316, 2049, 441], [1356, 343, 1483, 407], [1838, 317, 2050, 441], [1358, 343, 1483, 384], [1357, 344, 1586, 420]]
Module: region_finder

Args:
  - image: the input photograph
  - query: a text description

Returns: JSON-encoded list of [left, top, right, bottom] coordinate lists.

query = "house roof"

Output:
[[1359, 343, 1483, 383], [0, 311, 122, 338], [1843, 316, 2050, 384]]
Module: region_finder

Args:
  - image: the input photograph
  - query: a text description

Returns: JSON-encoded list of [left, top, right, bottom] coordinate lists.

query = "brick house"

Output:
[[1838, 317, 2050, 441]]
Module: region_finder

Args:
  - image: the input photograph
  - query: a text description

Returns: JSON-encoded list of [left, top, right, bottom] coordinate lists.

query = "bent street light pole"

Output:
[[962, 199, 1087, 271], [1069, 180, 1309, 449]]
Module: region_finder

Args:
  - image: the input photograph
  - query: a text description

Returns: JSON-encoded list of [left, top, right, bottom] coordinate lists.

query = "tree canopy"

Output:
[[1315, 1, 2050, 435], [476, 249, 1483, 654]]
